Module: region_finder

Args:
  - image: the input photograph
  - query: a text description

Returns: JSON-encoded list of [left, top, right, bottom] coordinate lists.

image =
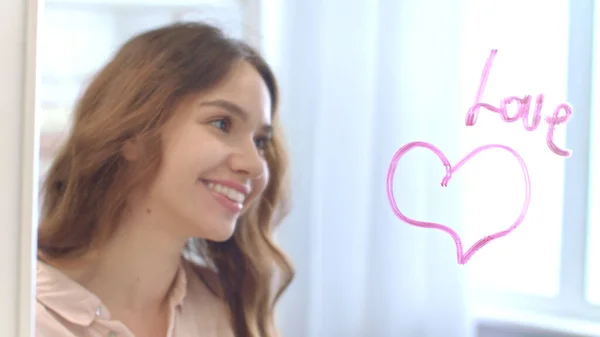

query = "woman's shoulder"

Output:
[[35, 301, 80, 337], [35, 259, 97, 337]]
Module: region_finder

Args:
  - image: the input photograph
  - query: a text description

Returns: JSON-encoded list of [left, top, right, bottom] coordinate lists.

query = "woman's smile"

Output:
[[200, 179, 249, 214]]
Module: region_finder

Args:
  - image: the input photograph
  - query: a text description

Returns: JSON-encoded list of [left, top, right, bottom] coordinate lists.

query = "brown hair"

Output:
[[37, 22, 294, 337]]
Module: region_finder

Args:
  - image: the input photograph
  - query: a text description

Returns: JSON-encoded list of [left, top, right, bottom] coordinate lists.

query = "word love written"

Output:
[[465, 49, 573, 157]]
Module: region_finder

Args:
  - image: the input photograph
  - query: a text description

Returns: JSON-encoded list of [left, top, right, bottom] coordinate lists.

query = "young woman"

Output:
[[36, 22, 294, 337]]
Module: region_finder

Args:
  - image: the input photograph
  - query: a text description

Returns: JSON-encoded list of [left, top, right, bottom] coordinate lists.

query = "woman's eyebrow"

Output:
[[199, 99, 273, 134]]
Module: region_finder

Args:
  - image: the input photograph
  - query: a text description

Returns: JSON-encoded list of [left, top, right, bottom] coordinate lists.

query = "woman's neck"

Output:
[[53, 201, 189, 318], [83, 229, 184, 314]]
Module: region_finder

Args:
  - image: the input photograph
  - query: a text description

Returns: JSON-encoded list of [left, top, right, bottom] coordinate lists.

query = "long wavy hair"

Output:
[[37, 22, 294, 337]]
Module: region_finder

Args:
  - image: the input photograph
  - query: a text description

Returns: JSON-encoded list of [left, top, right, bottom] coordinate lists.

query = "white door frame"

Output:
[[0, 0, 40, 336]]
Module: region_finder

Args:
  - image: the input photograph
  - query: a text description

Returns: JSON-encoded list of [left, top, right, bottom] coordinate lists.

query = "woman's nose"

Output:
[[229, 142, 265, 178]]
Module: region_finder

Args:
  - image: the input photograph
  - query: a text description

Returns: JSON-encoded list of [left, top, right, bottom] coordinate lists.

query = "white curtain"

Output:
[[264, 1, 473, 336]]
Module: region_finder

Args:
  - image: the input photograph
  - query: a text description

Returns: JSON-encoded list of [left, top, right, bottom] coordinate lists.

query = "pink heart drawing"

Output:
[[386, 142, 531, 264]]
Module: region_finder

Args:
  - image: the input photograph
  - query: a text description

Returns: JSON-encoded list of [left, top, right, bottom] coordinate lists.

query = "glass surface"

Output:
[[461, 0, 569, 298]]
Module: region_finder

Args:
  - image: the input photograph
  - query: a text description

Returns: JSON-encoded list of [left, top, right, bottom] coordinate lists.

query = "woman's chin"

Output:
[[195, 223, 237, 243], [205, 232, 235, 243]]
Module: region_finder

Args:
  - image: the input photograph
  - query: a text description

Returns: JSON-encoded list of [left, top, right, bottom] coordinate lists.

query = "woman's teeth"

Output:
[[206, 182, 246, 203]]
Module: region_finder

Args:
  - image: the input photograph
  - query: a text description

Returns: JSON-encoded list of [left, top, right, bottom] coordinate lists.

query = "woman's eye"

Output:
[[255, 137, 271, 153], [209, 118, 231, 132]]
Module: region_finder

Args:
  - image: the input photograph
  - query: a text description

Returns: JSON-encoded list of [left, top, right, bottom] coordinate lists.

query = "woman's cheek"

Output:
[[249, 170, 269, 204], [261, 163, 270, 190]]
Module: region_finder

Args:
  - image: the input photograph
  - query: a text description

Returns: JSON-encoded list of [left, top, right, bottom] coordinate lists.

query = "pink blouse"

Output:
[[35, 258, 235, 337]]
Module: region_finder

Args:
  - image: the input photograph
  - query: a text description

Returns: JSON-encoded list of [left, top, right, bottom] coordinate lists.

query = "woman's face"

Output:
[[143, 61, 273, 242]]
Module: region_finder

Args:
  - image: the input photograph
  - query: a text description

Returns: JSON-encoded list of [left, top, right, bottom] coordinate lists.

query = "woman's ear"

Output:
[[122, 138, 140, 161]]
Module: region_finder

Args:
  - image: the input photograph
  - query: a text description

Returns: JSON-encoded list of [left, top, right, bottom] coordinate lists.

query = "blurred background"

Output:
[[33, 0, 599, 336]]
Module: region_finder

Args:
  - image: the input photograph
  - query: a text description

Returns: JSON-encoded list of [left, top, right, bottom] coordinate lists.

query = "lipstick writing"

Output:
[[465, 49, 573, 157]]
